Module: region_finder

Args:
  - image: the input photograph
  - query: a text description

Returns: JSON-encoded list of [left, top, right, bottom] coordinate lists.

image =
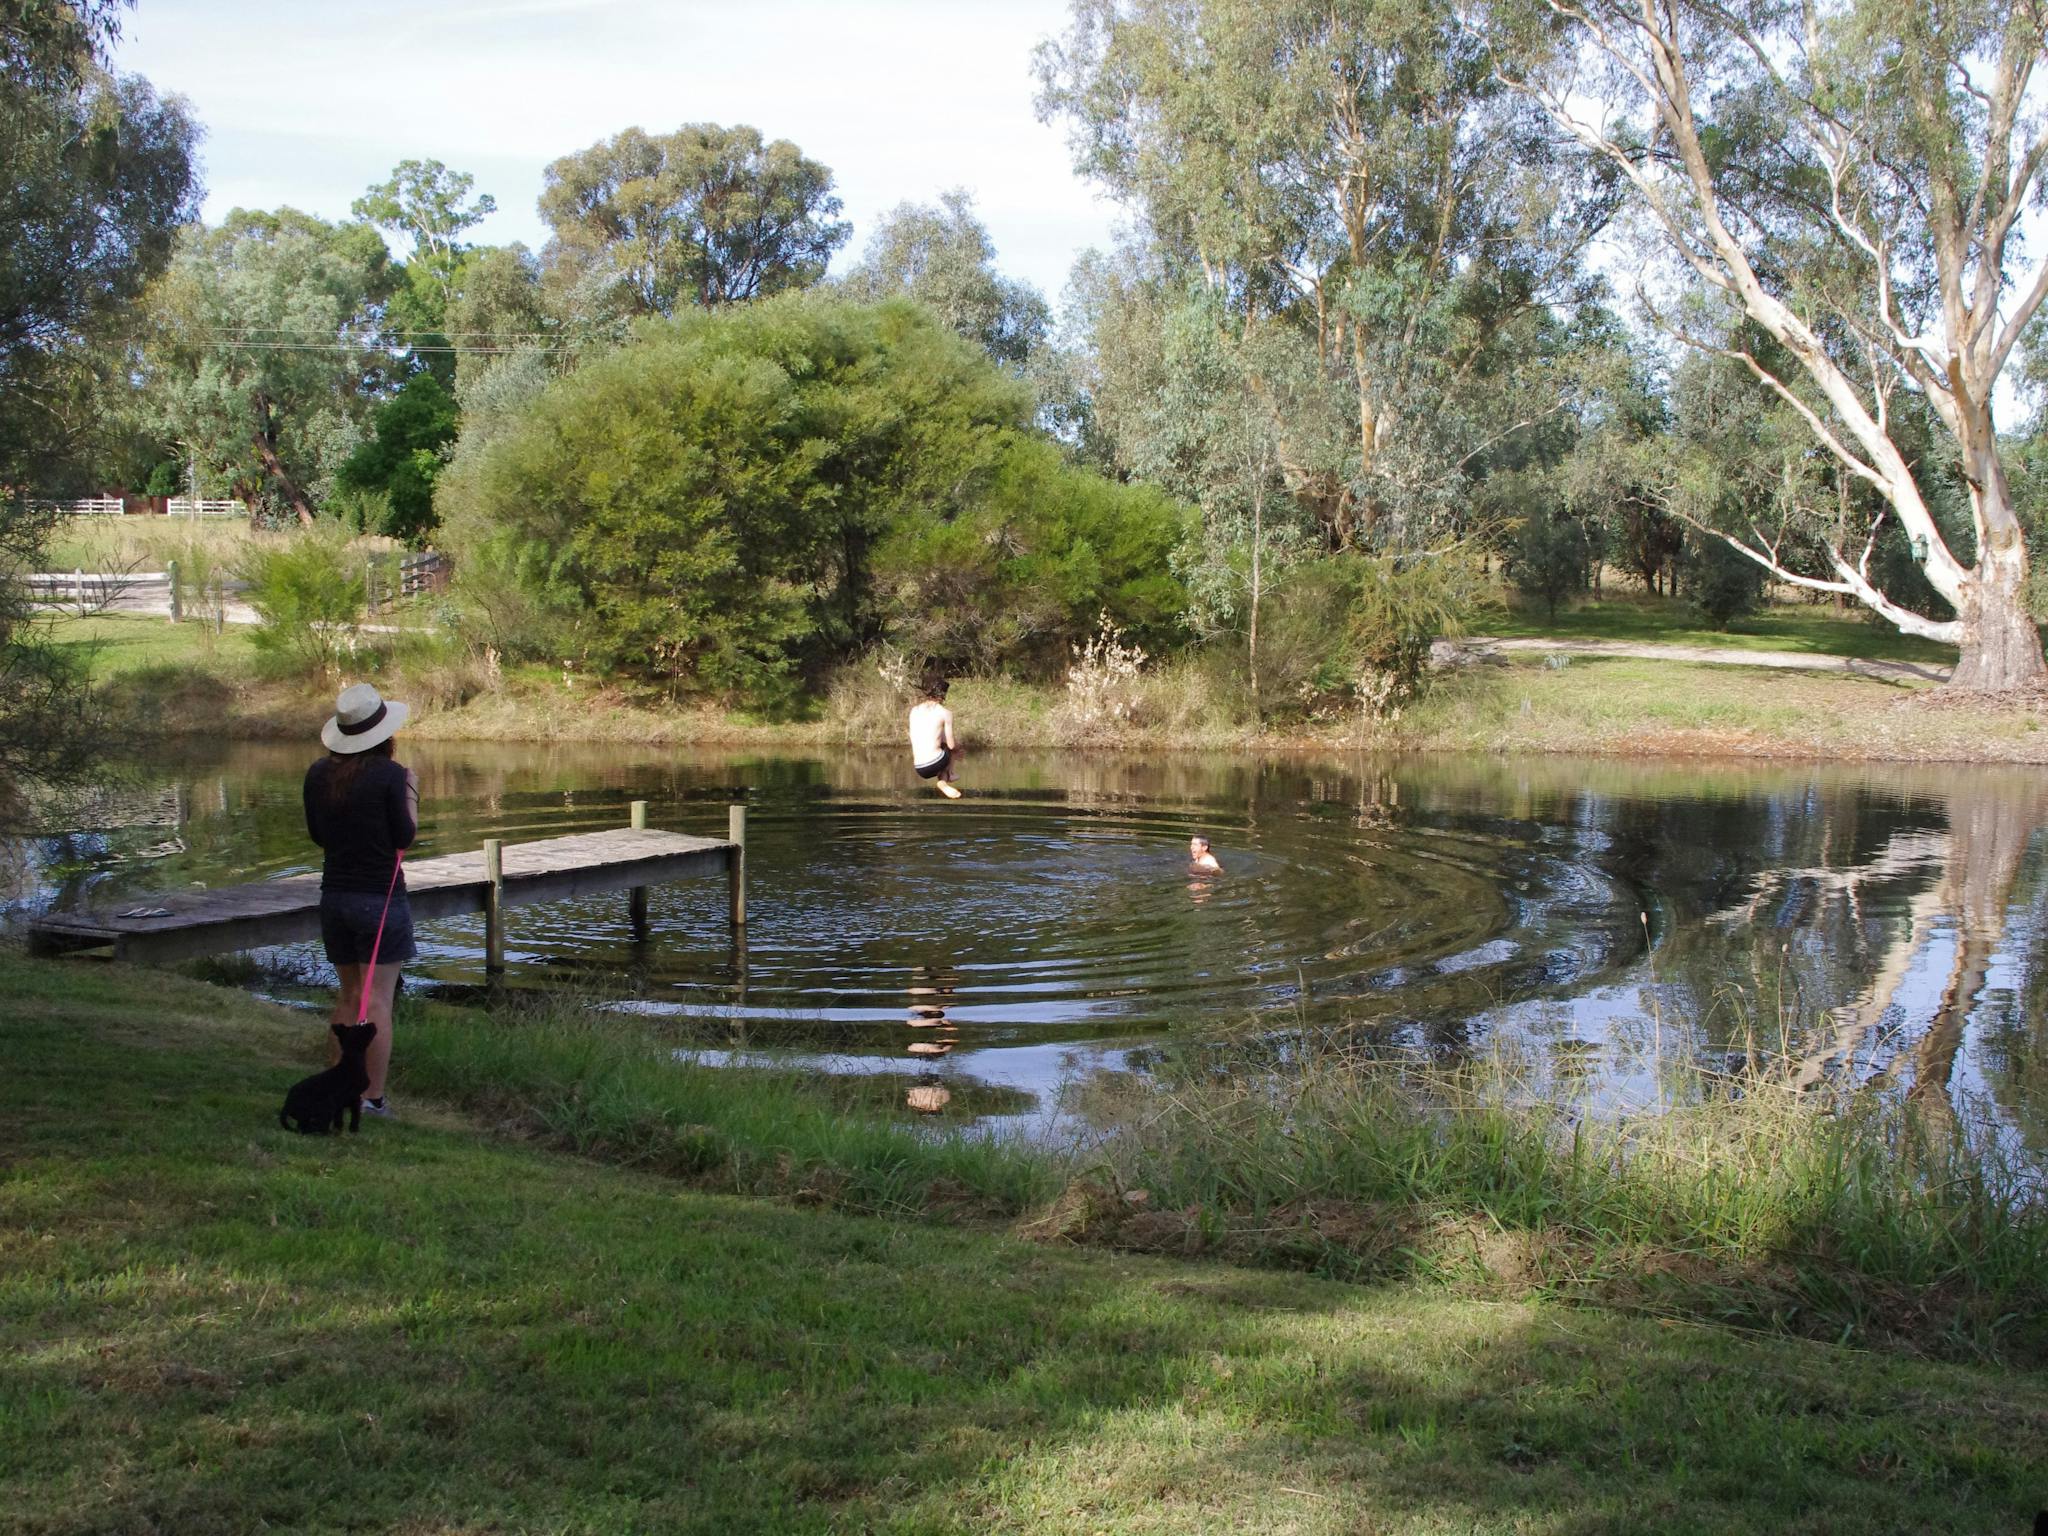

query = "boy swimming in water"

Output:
[[1189, 835, 1222, 873], [909, 676, 962, 799]]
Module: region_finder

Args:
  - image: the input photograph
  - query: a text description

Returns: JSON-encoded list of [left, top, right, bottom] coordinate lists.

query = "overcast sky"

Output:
[[111, 0, 1123, 305]]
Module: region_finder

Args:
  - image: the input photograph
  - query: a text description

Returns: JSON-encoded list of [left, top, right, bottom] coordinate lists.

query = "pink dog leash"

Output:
[[360, 849, 406, 1024]]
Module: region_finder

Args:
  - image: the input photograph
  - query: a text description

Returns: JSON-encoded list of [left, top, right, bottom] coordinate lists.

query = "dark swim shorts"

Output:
[[319, 889, 418, 966], [913, 749, 954, 780]]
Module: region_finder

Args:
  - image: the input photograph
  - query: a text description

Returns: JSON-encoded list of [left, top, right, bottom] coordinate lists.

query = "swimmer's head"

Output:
[[920, 674, 949, 701], [1189, 835, 1211, 858]]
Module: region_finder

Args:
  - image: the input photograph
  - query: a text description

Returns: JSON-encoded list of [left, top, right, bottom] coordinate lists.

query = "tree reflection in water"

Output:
[[1671, 770, 2048, 1160], [13, 742, 2048, 1161]]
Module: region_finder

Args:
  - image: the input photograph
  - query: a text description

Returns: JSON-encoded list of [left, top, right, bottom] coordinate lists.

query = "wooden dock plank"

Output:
[[28, 828, 739, 964]]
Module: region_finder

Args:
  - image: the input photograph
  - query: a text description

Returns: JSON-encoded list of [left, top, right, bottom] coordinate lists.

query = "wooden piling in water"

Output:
[[483, 838, 505, 973], [628, 800, 650, 939], [727, 803, 747, 929]]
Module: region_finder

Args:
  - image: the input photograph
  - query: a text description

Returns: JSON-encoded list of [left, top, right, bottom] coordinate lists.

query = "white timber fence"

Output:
[[41, 496, 242, 517]]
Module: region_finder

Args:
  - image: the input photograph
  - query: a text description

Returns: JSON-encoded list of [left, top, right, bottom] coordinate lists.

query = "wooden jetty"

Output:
[[28, 802, 747, 968]]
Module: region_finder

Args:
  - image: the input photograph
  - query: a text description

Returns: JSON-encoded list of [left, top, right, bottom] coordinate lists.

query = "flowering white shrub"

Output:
[[873, 643, 916, 696], [1060, 613, 1149, 736]]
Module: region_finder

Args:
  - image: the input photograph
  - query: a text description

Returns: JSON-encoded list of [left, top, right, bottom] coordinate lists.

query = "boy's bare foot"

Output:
[[936, 782, 963, 799]]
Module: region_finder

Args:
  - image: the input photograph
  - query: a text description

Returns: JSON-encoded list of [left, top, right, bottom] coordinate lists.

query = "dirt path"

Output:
[[1438, 636, 1952, 684]]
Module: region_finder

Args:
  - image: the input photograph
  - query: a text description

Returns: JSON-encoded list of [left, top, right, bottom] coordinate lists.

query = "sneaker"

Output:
[[360, 1096, 393, 1118]]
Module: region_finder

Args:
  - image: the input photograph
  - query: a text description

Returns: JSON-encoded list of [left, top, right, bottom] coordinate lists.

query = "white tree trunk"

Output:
[[1950, 524, 2045, 691]]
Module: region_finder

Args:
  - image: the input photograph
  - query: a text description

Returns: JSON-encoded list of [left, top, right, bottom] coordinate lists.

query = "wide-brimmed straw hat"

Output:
[[321, 682, 410, 754]]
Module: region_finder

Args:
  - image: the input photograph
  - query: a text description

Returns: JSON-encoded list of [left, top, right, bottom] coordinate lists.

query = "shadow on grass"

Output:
[[6, 957, 2048, 1533]]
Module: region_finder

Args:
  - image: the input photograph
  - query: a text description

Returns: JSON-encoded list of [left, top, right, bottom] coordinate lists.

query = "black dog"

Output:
[[279, 1021, 378, 1134]]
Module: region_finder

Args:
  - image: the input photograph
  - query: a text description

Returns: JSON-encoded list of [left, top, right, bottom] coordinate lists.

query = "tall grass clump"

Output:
[[1061, 1041, 2047, 1363], [400, 994, 1058, 1216]]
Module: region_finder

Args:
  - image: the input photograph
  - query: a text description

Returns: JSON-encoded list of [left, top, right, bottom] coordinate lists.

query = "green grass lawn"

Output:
[[5, 955, 2046, 1534], [41, 612, 258, 679], [1486, 594, 1962, 664], [1404, 653, 2048, 761], [36, 513, 262, 573]]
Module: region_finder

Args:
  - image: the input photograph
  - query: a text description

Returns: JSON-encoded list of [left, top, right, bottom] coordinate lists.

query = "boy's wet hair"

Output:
[[920, 675, 949, 700]]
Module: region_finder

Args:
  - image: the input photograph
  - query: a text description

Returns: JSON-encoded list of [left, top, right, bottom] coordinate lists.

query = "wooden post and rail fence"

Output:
[[28, 551, 449, 623], [30, 802, 749, 968]]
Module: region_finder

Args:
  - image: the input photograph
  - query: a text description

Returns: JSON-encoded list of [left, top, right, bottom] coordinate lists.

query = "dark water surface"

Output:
[[9, 743, 2045, 1156]]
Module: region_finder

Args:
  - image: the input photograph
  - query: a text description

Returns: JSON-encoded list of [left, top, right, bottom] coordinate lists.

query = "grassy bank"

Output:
[[393, 996, 2048, 1365], [44, 606, 2048, 763], [5, 955, 2048, 1533], [1484, 594, 1962, 664]]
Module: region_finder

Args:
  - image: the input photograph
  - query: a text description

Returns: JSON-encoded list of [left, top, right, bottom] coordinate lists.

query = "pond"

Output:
[[8, 742, 2045, 1160]]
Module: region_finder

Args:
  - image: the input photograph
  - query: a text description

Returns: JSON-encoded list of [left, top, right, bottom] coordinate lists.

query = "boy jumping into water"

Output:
[[910, 677, 962, 799]]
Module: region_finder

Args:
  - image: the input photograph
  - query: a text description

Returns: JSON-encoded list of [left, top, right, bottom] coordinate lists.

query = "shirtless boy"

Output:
[[909, 677, 962, 799], [1188, 835, 1222, 874]]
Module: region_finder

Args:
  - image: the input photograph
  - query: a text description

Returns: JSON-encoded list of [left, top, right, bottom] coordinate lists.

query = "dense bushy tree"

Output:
[[334, 371, 458, 543], [1, 11, 198, 487], [1685, 533, 1764, 630], [875, 434, 1189, 671], [443, 243, 552, 401], [437, 295, 1188, 702], [539, 124, 848, 318], [1507, 499, 1591, 619], [2, 0, 197, 804], [140, 208, 394, 523]]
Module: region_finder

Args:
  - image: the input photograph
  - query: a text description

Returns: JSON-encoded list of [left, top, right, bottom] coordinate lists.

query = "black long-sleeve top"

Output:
[[303, 754, 417, 894]]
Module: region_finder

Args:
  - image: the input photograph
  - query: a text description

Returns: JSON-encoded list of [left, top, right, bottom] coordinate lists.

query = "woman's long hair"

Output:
[[322, 738, 395, 806]]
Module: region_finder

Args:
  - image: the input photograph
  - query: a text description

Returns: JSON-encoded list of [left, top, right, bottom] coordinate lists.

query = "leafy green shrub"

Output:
[[442, 527, 578, 664], [1686, 534, 1765, 629], [875, 435, 1192, 674], [171, 535, 231, 645], [1506, 502, 1591, 619], [335, 372, 458, 544], [1260, 544, 1488, 720], [242, 530, 365, 675], [329, 486, 394, 537], [436, 293, 1194, 703]]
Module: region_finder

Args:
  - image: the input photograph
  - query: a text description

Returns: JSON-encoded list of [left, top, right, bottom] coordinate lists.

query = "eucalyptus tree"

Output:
[[1036, 0, 1612, 545], [354, 159, 496, 314], [1496, 0, 2048, 689], [353, 158, 497, 377], [842, 190, 1050, 365], [1, 0, 197, 804], [141, 209, 394, 523], [1138, 294, 1318, 713], [538, 123, 849, 317], [1, 4, 197, 487]]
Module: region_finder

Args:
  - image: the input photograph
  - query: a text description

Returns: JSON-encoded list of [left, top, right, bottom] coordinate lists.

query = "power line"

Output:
[[192, 326, 572, 340], [174, 340, 575, 355]]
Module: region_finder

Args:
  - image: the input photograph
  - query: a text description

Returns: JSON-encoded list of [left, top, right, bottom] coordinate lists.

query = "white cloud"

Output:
[[115, 0, 1121, 300]]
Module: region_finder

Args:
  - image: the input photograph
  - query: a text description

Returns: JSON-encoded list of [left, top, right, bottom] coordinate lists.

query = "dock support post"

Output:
[[628, 800, 650, 940], [727, 803, 747, 931], [483, 838, 505, 974]]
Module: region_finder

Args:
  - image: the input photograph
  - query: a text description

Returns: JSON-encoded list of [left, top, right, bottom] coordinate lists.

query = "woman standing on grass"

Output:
[[305, 682, 420, 1118]]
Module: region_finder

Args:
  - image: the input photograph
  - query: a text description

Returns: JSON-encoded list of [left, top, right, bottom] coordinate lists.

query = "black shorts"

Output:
[[914, 749, 953, 780], [319, 889, 418, 967]]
